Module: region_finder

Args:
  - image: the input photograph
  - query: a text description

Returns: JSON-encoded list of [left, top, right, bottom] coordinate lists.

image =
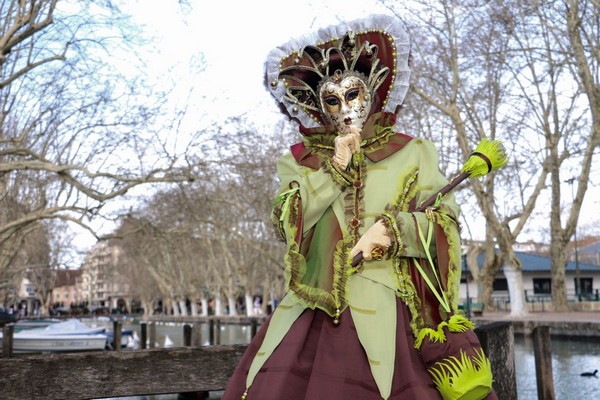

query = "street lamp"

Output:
[[565, 177, 581, 300]]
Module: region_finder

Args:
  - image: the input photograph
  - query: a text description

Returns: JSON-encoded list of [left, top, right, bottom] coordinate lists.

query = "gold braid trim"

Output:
[[323, 159, 353, 188], [279, 196, 355, 317], [378, 212, 399, 258]]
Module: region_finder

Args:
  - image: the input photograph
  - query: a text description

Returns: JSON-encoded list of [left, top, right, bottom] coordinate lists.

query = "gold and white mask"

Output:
[[319, 72, 372, 134]]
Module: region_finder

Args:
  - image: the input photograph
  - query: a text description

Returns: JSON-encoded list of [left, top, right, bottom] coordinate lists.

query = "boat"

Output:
[[0, 318, 108, 353], [1, 331, 108, 353], [38, 318, 106, 335], [14, 318, 61, 331]]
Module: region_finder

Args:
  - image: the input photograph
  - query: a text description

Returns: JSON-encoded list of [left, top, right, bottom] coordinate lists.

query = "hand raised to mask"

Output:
[[332, 126, 361, 170], [350, 220, 391, 261]]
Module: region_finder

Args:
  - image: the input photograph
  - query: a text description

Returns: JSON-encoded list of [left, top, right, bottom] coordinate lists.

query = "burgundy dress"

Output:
[[222, 298, 498, 400]]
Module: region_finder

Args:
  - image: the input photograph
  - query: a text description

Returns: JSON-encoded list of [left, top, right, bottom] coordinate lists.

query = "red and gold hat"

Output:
[[266, 14, 411, 129]]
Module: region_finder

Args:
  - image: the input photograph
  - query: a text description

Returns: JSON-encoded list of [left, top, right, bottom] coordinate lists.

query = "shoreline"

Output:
[[473, 310, 600, 338]]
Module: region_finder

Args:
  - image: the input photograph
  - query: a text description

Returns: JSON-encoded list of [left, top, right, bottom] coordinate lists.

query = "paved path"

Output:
[[474, 310, 600, 323]]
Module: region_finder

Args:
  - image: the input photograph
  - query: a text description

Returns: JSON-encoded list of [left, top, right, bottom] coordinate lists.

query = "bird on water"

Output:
[[580, 369, 598, 377]]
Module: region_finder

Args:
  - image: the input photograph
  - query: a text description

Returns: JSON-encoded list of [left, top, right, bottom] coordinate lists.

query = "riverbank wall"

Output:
[[473, 310, 600, 339]]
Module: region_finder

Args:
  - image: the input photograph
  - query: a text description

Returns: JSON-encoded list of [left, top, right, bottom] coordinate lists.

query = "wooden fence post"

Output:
[[140, 322, 147, 350], [184, 324, 192, 347], [113, 320, 122, 351], [475, 321, 517, 400], [209, 319, 215, 345], [215, 319, 221, 345], [250, 319, 258, 338], [184, 324, 202, 347], [191, 324, 202, 348], [533, 326, 555, 400], [2, 323, 14, 358], [180, 325, 208, 399]]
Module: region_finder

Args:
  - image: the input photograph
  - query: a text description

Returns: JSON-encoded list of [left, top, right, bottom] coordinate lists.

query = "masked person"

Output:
[[223, 14, 496, 400]]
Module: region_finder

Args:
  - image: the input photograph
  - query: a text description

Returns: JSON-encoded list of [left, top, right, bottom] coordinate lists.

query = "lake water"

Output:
[[89, 319, 600, 400]]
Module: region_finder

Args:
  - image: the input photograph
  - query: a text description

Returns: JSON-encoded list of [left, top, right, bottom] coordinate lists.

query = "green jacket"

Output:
[[248, 114, 491, 400]]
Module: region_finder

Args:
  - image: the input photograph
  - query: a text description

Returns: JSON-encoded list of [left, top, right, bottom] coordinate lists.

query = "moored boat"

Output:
[[38, 318, 106, 335], [1, 331, 108, 353], [0, 318, 109, 353]]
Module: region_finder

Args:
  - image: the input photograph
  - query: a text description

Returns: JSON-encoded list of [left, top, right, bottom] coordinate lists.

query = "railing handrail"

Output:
[[0, 320, 517, 400]]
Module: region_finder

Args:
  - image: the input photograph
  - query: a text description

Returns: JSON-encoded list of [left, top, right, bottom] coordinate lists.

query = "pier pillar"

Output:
[[475, 320, 518, 399], [533, 326, 556, 400]]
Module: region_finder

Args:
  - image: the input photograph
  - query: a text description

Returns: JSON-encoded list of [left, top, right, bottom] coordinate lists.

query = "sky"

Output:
[[69, 0, 399, 259], [124, 0, 397, 129], [69, 0, 600, 261]]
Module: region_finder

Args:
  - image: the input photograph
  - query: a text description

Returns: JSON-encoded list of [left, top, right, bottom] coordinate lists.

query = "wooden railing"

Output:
[[0, 321, 520, 400]]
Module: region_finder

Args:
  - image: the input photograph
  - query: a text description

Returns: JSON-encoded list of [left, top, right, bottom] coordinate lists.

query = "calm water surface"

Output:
[[89, 319, 600, 400]]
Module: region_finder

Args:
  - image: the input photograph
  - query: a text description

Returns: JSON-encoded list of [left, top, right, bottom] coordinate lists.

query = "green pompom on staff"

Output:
[[417, 137, 509, 210]]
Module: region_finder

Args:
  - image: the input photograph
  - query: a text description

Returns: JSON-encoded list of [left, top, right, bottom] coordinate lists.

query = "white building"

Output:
[[460, 250, 600, 313], [77, 242, 132, 314]]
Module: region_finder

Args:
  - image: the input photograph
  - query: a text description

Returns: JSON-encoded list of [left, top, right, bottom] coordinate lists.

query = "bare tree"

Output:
[[112, 115, 293, 318], [384, 0, 534, 314], [382, 0, 599, 314], [0, 0, 197, 308], [543, 0, 600, 308]]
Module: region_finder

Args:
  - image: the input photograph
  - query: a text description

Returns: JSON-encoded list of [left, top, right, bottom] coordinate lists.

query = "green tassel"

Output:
[[461, 138, 508, 178], [447, 314, 475, 333], [414, 322, 448, 350]]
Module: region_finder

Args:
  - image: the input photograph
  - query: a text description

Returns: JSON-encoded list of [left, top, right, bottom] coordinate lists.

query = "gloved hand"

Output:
[[350, 220, 391, 261], [332, 127, 361, 169]]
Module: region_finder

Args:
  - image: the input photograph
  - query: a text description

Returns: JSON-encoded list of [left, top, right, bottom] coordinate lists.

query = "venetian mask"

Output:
[[319, 72, 372, 134]]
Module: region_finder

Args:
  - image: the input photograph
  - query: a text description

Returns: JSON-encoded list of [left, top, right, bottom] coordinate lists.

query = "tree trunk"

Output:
[[479, 249, 502, 311], [550, 243, 570, 311], [165, 298, 174, 316], [227, 296, 238, 316], [141, 300, 152, 316], [214, 297, 224, 316], [190, 300, 199, 316], [245, 293, 254, 317], [200, 297, 209, 317], [178, 300, 188, 317], [504, 262, 527, 317]]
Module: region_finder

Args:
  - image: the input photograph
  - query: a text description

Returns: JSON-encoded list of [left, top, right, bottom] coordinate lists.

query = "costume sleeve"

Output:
[[379, 140, 460, 259], [271, 152, 351, 237]]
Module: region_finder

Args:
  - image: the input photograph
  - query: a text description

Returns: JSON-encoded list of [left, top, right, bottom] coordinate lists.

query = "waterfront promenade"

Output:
[[473, 310, 600, 338], [475, 310, 600, 322]]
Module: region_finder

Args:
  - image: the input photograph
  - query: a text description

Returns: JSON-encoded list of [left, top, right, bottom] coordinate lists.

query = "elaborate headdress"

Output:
[[265, 14, 411, 129]]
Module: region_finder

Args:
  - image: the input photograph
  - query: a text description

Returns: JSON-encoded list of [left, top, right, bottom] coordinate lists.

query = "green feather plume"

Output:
[[461, 138, 508, 178], [429, 349, 494, 400]]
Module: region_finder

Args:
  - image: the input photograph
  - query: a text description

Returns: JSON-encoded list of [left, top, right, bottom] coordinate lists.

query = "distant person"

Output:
[[223, 14, 496, 400], [252, 296, 262, 316]]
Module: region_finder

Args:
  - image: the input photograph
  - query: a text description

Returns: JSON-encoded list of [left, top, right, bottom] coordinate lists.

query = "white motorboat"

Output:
[[14, 318, 61, 330], [37, 318, 106, 335], [0, 318, 108, 353], [1, 331, 108, 353]]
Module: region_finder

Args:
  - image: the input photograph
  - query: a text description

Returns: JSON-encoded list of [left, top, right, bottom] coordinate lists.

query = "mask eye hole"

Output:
[[324, 96, 340, 106], [345, 89, 359, 102]]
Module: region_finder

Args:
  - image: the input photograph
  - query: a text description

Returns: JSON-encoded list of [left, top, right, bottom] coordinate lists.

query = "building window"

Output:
[[533, 278, 552, 294], [493, 279, 508, 291], [576, 277, 593, 295]]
